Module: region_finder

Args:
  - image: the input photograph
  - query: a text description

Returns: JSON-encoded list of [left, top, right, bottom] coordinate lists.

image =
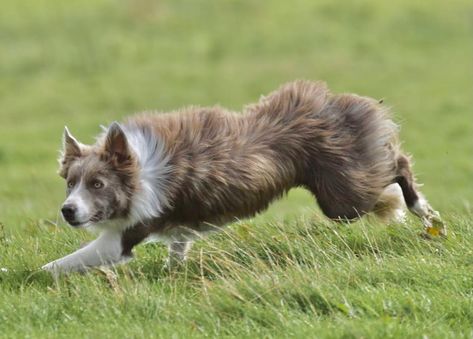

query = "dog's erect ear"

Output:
[[59, 126, 84, 178], [63, 126, 82, 158], [104, 122, 130, 162]]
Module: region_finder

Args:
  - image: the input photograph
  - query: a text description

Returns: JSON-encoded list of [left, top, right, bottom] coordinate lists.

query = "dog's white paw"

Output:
[[41, 261, 64, 279], [41, 259, 76, 274], [42, 261, 56, 272], [42, 260, 68, 274]]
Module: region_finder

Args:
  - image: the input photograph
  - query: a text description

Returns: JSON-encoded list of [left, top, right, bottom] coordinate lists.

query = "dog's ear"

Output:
[[104, 122, 131, 163], [63, 126, 82, 158], [59, 127, 84, 178]]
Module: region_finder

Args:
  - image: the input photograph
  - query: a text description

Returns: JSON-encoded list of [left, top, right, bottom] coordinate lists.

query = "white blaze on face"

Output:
[[63, 181, 92, 223]]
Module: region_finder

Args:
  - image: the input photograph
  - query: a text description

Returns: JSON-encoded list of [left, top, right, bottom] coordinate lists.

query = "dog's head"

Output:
[[58, 123, 138, 227]]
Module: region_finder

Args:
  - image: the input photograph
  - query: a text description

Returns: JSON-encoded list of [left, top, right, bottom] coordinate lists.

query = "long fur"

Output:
[[126, 80, 399, 229], [121, 124, 172, 223], [45, 80, 444, 274]]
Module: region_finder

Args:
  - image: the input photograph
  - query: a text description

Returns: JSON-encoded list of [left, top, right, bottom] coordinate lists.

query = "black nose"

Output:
[[61, 204, 76, 221]]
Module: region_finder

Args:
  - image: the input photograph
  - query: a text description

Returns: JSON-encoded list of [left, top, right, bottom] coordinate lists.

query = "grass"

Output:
[[0, 0, 472, 337]]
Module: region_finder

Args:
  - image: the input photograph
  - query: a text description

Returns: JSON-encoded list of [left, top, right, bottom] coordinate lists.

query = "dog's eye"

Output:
[[93, 180, 104, 189], [67, 181, 74, 188]]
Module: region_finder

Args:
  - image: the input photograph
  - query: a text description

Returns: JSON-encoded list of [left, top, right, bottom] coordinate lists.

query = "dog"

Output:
[[42, 80, 445, 274]]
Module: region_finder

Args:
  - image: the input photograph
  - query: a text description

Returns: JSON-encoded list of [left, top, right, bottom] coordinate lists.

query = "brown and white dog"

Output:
[[42, 80, 445, 274]]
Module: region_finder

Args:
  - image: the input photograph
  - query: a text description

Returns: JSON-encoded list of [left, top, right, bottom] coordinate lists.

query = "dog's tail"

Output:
[[395, 154, 420, 209], [394, 153, 446, 235]]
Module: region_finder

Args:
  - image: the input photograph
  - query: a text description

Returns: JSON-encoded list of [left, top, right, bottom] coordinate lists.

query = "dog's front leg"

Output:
[[42, 230, 128, 275]]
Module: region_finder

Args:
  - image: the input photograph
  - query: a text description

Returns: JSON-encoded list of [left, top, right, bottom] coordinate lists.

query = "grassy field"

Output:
[[0, 0, 472, 337]]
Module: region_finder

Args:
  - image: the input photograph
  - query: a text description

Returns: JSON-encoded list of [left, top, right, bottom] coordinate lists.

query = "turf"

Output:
[[0, 0, 472, 337]]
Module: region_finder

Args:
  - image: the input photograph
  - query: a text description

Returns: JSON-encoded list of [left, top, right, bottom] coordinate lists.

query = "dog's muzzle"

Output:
[[61, 204, 78, 225]]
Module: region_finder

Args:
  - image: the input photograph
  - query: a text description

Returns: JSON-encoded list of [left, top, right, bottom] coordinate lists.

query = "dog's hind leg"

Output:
[[306, 175, 375, 222], [395, 154, 446, 236], [372, 183, 406, 223]]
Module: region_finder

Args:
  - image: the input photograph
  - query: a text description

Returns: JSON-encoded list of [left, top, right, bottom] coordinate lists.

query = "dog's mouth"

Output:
[[64, 211, 105, 228], [67, 220, 92, 228]]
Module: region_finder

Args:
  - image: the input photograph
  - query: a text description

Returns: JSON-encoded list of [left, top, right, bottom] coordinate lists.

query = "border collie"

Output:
[[42, 80, 445, 274]]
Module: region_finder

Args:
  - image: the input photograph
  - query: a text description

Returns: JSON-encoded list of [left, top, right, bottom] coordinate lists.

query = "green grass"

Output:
[[0, 0, 472, 337]]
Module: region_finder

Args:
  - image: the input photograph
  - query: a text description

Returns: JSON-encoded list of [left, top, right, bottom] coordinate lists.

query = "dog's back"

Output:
[[126, 81, 398, 227]]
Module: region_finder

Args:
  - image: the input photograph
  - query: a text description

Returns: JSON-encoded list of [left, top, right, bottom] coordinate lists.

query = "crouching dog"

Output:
[[42, 80, 445, 274]]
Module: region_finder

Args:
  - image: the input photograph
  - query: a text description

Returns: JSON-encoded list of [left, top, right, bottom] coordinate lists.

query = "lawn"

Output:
[[0, 0, 472, 337]]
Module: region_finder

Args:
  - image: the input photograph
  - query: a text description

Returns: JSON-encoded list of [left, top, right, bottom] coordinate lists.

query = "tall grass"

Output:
[[0, 0, 472, 337]]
